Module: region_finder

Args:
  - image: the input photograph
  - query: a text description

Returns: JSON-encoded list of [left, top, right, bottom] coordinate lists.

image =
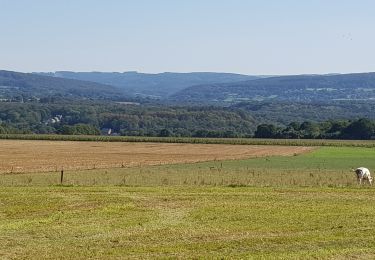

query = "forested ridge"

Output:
[[0, 100, 374, 139], [0, 70, 124, 100], [38, 71, 259, 98], [172, 72, 375, 103]]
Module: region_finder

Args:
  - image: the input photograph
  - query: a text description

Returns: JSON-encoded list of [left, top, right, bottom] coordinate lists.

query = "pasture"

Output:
[[1, 140, 375, 259]]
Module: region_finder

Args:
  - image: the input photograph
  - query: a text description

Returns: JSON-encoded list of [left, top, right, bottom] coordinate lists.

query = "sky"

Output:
[[1, 0, 375, 75]]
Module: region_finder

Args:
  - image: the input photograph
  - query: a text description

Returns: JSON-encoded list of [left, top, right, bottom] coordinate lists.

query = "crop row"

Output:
[[0, 134, 375, 147]]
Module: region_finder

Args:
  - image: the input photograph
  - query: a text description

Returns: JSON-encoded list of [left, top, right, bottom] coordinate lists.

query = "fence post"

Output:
[[60, 167, 64, 184]]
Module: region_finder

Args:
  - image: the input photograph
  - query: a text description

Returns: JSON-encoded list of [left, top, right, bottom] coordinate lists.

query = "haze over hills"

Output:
[[37, 71, 260, 98], [0, 70, 124, 100], [3, 70, 375, 106], [171, 72, 375, 103]]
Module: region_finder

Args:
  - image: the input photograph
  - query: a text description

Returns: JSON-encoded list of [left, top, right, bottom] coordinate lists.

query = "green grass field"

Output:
[[1, 146, 375, 259]]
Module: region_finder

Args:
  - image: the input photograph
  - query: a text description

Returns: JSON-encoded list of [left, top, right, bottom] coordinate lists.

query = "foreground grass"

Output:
[[2, 146, 375, 259], [1, 186, 375, 259]]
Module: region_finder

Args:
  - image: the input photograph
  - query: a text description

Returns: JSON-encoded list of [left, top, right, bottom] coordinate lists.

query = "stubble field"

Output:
[[0, 140, 313, 173]]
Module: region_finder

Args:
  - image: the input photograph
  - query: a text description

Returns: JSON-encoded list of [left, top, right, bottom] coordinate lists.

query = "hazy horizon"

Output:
[[15, 70, 375, 77], [1, 0, 375, 75]]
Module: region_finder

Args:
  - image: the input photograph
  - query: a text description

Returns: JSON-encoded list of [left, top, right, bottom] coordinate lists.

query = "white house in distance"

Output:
[[45, 115, 63, 125]]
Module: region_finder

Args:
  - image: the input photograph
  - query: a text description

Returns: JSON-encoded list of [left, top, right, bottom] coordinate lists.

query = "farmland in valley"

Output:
[[1, 139, 375, 259]]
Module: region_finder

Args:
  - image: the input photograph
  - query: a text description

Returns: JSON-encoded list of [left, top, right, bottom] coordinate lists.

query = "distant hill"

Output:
[[171, 73, 375, 103], [0, 70, 123, 100], [37, 71, 260, 98]]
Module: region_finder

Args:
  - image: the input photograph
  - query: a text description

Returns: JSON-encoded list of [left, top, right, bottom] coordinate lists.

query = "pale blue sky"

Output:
[[1, 0, 374, 74]]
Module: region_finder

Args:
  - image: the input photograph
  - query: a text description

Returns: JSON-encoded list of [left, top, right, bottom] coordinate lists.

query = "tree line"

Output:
[[254, 119, 375, 140]]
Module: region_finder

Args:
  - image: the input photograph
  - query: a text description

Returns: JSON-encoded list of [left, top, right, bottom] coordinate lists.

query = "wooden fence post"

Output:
[[60, 167, 64, 184]]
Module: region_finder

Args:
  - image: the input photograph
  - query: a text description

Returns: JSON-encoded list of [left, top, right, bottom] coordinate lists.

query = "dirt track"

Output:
[[0, 140, 314, 173]]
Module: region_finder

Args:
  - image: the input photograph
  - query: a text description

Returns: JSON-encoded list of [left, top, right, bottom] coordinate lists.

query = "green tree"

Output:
[[342, 119, 375, 140], [254, 124, 279, 138], [60, 124, 100, 135]]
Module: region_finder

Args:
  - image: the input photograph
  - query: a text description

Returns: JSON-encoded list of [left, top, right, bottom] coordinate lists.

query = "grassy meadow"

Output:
[[1, 145, 375, 259], [1, 146, 374, 187], [2, 186, 375, 259]]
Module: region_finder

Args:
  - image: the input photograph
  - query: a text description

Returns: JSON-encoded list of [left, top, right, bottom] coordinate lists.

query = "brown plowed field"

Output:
[[0, 140, 315, 173]]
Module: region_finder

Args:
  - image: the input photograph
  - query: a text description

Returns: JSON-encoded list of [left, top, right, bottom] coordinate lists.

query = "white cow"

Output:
[[352, 167, 373, 185]]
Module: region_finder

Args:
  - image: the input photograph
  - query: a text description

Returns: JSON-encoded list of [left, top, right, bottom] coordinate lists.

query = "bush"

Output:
[[59, 124, 100, 135]]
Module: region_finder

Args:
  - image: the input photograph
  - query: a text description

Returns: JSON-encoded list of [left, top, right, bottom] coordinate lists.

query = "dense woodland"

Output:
[[232, 101, 375, 124], [254, 119, 375, 140], [0, 101, 255, 137], [0, 100, 374, 139]]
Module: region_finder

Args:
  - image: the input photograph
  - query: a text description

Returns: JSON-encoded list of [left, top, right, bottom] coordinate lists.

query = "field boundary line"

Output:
[[0, 134, 375, 147]]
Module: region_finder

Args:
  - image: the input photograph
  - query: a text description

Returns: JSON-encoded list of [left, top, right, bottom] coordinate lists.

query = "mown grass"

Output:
[[1, 146, 375, 259], [1, 133, 375, 147], [1, 186, 375, 259]]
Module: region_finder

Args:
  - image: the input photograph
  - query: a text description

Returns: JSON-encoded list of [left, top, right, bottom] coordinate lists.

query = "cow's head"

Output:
[[351, 168, 362, 177]]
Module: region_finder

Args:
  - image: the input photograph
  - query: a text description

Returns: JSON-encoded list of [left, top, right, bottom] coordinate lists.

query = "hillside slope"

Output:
[[171, 73, 375, 103], [38, 71, 260, 98], [0, 70, 123, 100]]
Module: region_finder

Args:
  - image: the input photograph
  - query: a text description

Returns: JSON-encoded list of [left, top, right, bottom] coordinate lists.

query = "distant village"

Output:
[[45, 114, 119, 136]]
